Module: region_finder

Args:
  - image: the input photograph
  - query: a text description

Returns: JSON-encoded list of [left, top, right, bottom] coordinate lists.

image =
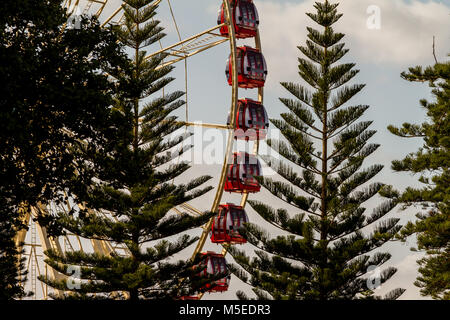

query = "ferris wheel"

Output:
[[16, 0, 268, 300]]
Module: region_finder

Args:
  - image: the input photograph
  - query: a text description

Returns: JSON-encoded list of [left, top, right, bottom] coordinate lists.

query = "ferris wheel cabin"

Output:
[[211, 204, 249, 244], [218, 0, 260, 39], [228, 99, 269, 141], [226, 46, 267, 89], [224, 152, 262, 193], [196, 252, 230, 293]]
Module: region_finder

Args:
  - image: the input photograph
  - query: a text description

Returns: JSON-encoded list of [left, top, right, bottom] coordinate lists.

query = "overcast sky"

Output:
[[62, 0, 450, 300]]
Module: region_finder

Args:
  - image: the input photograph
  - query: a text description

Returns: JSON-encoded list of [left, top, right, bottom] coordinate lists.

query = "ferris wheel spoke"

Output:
[[185, 122, 229, 130], [91, 0, 109, 17], [145, 24, 228, 68], [179, 203, 204, 216], [171, 202, 206, 217], [100, 3, 125, 27]]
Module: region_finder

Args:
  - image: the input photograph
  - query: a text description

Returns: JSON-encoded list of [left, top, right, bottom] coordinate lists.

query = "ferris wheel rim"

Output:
[[188, 0, 264, 299]]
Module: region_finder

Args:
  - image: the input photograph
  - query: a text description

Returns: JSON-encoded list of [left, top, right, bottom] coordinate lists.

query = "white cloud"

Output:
[[257, 0, 450, 87]]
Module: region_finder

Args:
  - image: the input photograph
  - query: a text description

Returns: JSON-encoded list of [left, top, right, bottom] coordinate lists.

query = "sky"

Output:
[[50, 0, 450, 300]]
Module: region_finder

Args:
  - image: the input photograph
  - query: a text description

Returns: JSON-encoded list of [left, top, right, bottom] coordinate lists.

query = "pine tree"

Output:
[[0, 0, 127, 299], [39, 0, 215, 300], [229, 0, 404, 300], [384, 59, 449, 300]]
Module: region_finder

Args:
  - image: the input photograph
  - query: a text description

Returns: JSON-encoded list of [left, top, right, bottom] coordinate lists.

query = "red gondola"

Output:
[[218, 0, 259, 39], [228, 99, 269, 141], [226, 46, 267, 89], [196, 252, 230, 293], [224, 152, 262, 193], [211, 204, 249, 244]]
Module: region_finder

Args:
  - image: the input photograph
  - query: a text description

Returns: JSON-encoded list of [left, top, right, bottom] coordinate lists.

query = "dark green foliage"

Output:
[[39, 0, 214, 300], [0, 0, 127, 299], [385, 59, 449, 300], [229, 1, 403, 300], [0, 199, 28, 300]]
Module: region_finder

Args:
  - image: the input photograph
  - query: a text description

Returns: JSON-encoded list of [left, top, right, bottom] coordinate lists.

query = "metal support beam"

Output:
[[146, 24, 225, 60], [184, 122, 229, 130]]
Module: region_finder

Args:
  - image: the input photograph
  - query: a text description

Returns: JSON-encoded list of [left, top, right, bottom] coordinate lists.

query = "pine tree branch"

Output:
[[280, 112, 322, 139], [328, 84, 366, 112], [280, 82, 316, 111], [259, 156, 322, 199], [264, 141, 321, 175], [328, 142, 379, 175], [327, 105, 369, 137]]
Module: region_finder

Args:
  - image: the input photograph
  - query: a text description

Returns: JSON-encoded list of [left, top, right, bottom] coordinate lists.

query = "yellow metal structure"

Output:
[[15, 0, 265, 300]]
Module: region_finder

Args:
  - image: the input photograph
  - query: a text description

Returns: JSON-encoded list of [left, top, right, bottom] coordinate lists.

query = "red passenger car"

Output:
[[196, 252, 229, 293], [228, 99, 269, 140], [224, 152, 262, 193], [218, 0, 259, 39], [226, 46, 267, 89], [211, 204, 249, 244]]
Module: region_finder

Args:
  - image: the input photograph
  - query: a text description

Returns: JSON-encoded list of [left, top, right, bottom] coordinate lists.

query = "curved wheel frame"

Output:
[[190, 0, 264, 257]]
